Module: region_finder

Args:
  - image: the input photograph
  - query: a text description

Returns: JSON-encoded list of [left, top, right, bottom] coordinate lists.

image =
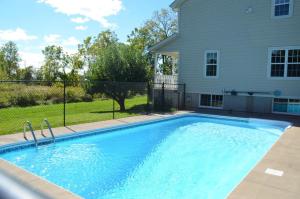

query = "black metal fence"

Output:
[[152, 82, 186, 111], [0, 80, 185, 135]]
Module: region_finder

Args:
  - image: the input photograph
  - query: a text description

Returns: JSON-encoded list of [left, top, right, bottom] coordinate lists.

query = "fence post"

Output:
[[147, 82, 150, 114], [183, 83, 186, 109], [112, 82, 115, 119], [161, 82, 165, 111], [63, 80, 66, 126], [177, 91, 180, 110]]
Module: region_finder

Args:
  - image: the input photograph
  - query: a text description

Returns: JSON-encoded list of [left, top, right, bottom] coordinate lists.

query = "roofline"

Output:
[[148, 34, 178, 52], [170, 0, 188, 10]]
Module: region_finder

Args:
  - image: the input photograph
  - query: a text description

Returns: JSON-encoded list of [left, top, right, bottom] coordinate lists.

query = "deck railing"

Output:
[[154, 75, 178, 84], [154, 75, 178, 90]]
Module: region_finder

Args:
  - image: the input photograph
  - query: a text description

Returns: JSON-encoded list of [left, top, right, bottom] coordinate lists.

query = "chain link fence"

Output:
[[0, 80, 185, 135]]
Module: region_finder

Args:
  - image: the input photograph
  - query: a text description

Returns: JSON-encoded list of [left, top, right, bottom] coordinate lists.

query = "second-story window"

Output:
[[272, 0, 293, 17], [205, 50, 219, 78]]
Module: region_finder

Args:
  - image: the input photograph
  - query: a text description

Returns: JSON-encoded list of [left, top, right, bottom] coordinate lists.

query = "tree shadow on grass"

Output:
[[90, 104, 148, 115]]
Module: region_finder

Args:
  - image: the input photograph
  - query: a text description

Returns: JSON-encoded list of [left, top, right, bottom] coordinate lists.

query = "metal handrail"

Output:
[[41, 119, 55, 143], [23, 121, 38, 147]]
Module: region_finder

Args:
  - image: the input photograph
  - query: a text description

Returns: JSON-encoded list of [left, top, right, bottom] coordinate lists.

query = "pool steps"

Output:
[[23, 119, 55, 147]]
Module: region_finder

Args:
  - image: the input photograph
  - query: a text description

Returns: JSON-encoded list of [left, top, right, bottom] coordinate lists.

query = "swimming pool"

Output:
[[0, 114, 291, 199]]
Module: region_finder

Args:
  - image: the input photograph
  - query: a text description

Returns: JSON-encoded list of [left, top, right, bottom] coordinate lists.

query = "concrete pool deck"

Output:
[[0, 111, 299, 199], [229, 121, 300, 199]]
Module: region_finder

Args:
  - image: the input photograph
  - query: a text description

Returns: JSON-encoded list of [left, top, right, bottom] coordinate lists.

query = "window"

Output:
[[205, 51, 219, 78], [271, 50, 285, 77], [200, 94, 223, 108], [268, 47, 300, 79], [287, 49, 300, 77], [272, 0, 293, 18], [273, 98, 300, 115]]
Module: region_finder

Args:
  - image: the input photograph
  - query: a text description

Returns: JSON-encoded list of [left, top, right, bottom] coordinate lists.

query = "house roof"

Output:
[[170, 0, 188, 10], [148, 34, 178, 53]]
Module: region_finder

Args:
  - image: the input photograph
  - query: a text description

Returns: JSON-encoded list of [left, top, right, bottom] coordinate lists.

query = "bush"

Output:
[[66, 87, 86, 103], [9, 93, 38, 107], [82, 94, 93, 102], [0, 83, 93, 108]]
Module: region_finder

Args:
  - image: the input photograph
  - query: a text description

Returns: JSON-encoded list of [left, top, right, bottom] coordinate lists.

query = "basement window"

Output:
[[273, 98, 300, 115], [200, 94, 223, 109]]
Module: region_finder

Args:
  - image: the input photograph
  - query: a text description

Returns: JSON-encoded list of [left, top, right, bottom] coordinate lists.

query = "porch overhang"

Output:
[[148, 34, 179, 57], [170, 0, 188, 10]]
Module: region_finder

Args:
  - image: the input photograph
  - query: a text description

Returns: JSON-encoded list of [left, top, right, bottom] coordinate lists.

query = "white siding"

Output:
[[177, 0, 300, 97]]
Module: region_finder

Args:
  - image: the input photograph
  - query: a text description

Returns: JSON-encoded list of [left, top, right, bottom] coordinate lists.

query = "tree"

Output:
[[127, 9, 177, 75], [41, 45, 68, 81], [67, 53, 84, 85], [128, 8, 177, 51], [0, 41, 21, 79], [16, 66, 34, 81], [0, 51, 7, 79], [79, 30, 118, 63], [85, 31, 150, 111]]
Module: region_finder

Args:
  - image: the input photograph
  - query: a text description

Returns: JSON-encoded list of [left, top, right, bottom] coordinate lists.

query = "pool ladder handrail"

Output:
[[41, 119, 55, 143], [23, 121, 38, 147]]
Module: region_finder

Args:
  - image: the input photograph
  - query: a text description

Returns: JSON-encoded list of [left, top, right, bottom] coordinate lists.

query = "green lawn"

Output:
[[0, 96, 147, 135]]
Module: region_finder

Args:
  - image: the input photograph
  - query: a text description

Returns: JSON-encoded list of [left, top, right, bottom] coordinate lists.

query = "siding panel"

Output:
[[178, 0, 300, 97]]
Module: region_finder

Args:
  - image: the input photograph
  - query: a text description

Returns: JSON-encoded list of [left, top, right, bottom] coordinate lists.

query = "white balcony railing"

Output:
[[154, 75, 178, 90], [154, 75, 178, 84]]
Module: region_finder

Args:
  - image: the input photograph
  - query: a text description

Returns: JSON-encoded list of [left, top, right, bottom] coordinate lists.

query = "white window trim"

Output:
[[272, 97, 300, 116], [204, 50, 220, 79], [198, 93, 224, 109], [271, 0, 294, 19], [267, 46, 300, 80]]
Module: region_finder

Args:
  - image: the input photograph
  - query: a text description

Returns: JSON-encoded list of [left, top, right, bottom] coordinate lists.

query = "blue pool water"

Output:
[[0, 115, 290, 199]]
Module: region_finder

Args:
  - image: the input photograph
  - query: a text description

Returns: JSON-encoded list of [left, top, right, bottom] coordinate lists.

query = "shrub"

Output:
[[66, 87, 86, 103], [82, 94, 93, 102], [9, 93, 38, 107], [0, 83, 93, 108]]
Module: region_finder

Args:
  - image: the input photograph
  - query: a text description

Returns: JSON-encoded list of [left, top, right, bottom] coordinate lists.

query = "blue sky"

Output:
[[0, 0, 172, 68]]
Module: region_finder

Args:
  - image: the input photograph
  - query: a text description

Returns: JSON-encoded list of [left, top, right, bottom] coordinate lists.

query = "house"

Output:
[[150, 0, 300, 115]]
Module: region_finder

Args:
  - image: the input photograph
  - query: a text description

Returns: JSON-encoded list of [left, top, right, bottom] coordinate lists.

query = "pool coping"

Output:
[[0, 112, 298, 198]]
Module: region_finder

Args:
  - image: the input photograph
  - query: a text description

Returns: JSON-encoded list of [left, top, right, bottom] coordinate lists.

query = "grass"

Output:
[[0, 96, 147, 136]]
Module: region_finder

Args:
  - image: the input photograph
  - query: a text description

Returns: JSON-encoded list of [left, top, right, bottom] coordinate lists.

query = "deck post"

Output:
[[153, 53, 159, 111]]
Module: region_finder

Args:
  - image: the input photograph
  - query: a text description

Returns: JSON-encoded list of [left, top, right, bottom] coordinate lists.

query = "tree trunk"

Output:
[[117, 98, 126, 112]]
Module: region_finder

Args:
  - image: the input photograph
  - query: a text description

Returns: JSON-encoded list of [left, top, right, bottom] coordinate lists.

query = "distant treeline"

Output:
[[0, 9, 177, 110]]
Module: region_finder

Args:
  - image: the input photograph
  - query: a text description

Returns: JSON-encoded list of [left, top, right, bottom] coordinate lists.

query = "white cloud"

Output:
[[41, 35, 80, 55], [18, 35, 81, 68], [62, 36, 80, 47], [43, 34, 61, 45], [75, 26, 88, 31], [19, 51, 44, 68], [0, 28, 37, 42], [38, 0, 123, 28], [43, 34, 80, 47], [71, 17, 90, 23]]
